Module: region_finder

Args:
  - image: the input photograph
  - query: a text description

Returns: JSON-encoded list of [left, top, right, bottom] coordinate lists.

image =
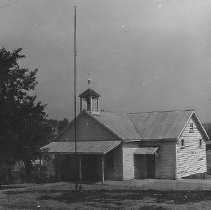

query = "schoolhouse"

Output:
[[42, 87, 209, 182]]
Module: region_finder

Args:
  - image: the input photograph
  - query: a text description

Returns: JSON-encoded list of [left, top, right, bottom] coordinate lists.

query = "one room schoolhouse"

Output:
[[42, 88, 209, 182]]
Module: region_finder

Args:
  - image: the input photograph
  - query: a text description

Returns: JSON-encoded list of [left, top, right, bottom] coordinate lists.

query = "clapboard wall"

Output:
[[155, 141, 176, 179], [122, 141, 176, 180], [176, 118, 207, 178], [59, 113, 117, 141], [140, 141, 176, 179], [122, 142, 140, 180]]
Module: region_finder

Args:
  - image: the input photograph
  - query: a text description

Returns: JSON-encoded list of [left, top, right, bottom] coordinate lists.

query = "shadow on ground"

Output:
[[4, 188, 211, 209], [0, 185, 26, 190]]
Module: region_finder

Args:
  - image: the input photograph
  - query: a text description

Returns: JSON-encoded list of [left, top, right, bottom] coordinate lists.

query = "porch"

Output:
[[41, 141, 121, 184]]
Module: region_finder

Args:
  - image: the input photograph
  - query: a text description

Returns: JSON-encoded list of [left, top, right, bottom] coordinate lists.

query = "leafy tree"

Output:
[[203, 123, 211, 150], [0, 48, 51, 183], [58, 118, 68, 132], [48, 118, 69, 136]]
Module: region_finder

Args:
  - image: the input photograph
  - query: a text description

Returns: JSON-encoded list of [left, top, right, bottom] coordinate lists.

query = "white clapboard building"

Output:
[[42, 88, 209, 182]]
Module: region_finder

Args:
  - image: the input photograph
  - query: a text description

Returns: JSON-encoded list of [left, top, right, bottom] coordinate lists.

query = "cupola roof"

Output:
[[78, 88, 100, 99]]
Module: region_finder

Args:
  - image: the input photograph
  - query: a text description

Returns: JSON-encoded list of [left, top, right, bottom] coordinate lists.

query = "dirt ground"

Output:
[[0, 181, 211, 209]]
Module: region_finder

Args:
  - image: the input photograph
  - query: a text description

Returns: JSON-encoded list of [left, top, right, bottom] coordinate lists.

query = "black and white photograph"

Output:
[[0, 0, 211, 209]]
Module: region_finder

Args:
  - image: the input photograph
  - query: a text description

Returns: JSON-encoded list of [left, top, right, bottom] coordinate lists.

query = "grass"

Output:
[[0, 182, 211, 209]]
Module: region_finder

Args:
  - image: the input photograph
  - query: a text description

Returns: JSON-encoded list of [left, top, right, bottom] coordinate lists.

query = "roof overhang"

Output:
[[40, 141, 121, 155], [178, 111, 209, 141], [134, 147, 159, 155], [55, 111, 123, 142], [139, 138, 176, 142], [78, 88, 100, 99]]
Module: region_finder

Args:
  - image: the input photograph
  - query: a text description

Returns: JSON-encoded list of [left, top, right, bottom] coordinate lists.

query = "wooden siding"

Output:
[[156, 142, 176, 179], [122, 142, 140, 180], [54, 113, 123, 181], [123, 141, 176, 180], [60, 113, 117, 141], [176, 117, 207, 178], [140, 141, 176, 179]]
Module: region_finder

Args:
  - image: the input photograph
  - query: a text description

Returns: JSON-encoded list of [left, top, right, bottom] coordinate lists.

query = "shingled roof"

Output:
[[78, 88, 100, 99], [127, 110, 194, 140], [41, 141, 121, 154], [55, 109, 209, 142], [90, 111, 141, 140], [91, 109, 209, 141]]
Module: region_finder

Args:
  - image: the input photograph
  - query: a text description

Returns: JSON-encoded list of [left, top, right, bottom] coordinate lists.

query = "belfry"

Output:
[[78, 79, 101, 115]]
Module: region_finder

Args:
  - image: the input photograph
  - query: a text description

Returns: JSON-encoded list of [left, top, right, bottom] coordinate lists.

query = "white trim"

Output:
[[103, 141, 121, 154], [193, 112, 209, 140], [177, 111, 194, 140], [177, 111, 209, 141]]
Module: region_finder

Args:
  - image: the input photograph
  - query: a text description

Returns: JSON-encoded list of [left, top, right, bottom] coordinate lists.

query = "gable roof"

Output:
[[41, 141, 121, 154], [189, 112, 209, 141], [128, 110, 194, 140], [54, 111, 124, 142], [203, 123, 211, 141], [55, 109, 209, 142], [90, 111, 141, 140], [78, 88, 100, 99], [93, 109, 209, 141]]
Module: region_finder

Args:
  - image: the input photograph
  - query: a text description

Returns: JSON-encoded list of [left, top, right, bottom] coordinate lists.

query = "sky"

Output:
[[1, 0, 211, 122]]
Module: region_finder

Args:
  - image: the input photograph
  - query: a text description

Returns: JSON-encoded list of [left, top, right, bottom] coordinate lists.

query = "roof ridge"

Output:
[[128, 109, 194, 114], [94, 110, 141, 140], [101, 109, 195, 114], [101, 110, 125, 114]]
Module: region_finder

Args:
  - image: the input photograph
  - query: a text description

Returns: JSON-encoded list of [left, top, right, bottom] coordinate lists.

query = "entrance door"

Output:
[[146, 155, 155, 178], [134, 155, 147, 178], [81, 155, 98, 181]]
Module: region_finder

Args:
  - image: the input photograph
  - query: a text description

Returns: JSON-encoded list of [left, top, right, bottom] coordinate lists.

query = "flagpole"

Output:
[[73, 5, 78, 190]]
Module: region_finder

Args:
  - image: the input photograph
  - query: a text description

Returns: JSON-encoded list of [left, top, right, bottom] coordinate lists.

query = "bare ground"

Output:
[[0, 180, 211, 209]]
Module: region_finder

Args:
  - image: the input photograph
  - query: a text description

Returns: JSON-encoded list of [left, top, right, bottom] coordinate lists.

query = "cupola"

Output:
[[79, 87, 101, 115]]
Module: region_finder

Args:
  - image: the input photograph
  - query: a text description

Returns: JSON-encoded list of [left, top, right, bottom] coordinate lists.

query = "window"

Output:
[[181, 139, 185, 148], [189, 123, 194, 133], [199, 139, 202, 148]]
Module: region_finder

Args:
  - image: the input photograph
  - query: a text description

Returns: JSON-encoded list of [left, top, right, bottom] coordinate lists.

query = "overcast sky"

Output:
[[1, 0, 211, 122]]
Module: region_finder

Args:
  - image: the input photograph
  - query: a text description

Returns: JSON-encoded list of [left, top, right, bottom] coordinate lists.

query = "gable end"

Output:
[[55, 111, 122, 142], [178, 111, 209, 141]]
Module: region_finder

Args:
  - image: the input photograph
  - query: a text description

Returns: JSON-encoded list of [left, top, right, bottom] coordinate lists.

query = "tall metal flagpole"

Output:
[[73, 5, 78, 190]]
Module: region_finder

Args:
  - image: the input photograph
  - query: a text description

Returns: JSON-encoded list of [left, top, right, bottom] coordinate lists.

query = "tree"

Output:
[[58, 118, 68, 132], [0, 48, 51, 182], [48, 118, 69, 137]]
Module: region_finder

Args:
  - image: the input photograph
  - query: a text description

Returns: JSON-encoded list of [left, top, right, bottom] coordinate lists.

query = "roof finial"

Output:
[[87, 70, 92, 88], [88, 77, 91, 88]]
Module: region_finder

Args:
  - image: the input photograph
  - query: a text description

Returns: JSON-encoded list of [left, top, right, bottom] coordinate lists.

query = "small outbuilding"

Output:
[[42, 88, 209, 182]]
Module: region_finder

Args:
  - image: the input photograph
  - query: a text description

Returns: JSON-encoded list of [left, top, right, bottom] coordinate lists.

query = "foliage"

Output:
[[0, 48, 52, 181], [203, 123, 211, 150], [48, 118, 68, 135]]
